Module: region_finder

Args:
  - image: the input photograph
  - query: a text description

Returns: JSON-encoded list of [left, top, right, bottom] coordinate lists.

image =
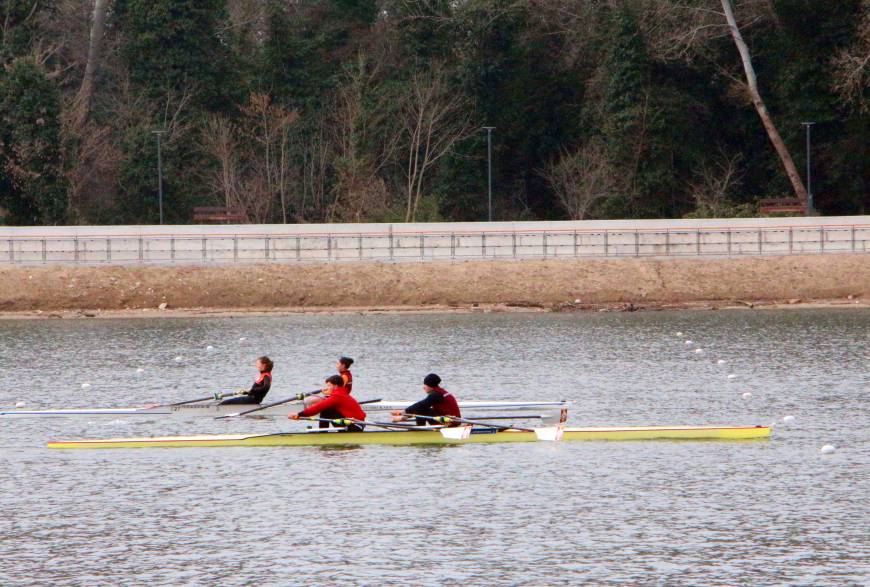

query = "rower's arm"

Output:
[[404, 393, 438, 415], [299, 395, 338, 417]]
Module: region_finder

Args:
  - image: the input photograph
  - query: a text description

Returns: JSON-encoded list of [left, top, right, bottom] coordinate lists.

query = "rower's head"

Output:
[[423, 373, 441, 392], [337, 356, 354, 372], [256, 356, 273, 373], [324, 374, 345, 394]]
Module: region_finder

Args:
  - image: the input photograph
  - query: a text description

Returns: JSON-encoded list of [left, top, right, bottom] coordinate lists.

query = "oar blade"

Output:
[[534, 425, 565, 442], [439, 425, 472, 440]]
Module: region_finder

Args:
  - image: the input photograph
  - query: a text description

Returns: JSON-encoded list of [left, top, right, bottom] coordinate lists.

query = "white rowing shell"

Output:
[[0, 400, 568, 419]]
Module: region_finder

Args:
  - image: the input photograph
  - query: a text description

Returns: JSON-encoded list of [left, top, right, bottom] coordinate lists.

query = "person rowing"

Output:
[[289, 374, 366, 432], [337, 356, 354, 392], [391, 373, 461, 426], [220, 356, 273, 405], [304, 356, 355, 427]]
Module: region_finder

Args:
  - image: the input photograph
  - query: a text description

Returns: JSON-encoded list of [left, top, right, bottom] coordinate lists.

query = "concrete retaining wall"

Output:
[[0, 217, 867, 265]]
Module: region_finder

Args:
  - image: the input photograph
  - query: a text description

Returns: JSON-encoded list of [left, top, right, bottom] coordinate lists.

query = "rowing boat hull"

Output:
[[2, 400, 567, 418], [47, 425, 771, 449]]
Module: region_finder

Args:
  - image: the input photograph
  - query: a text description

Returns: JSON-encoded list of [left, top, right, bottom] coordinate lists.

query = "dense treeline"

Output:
[[0, 0, 867, 225]]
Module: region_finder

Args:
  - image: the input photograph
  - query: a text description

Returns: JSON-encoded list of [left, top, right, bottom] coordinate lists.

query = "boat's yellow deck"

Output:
[[47, 425, 771, 449]]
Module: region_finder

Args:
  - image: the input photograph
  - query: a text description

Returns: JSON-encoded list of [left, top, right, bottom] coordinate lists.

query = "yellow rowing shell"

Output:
[[47, 425, 771, 449]]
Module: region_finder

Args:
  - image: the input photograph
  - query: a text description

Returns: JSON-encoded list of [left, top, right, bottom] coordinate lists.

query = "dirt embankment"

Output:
[[0, 254, 867, 316]]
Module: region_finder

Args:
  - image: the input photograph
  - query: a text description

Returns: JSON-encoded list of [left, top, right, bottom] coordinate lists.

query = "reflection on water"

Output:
[[0, 309, 868, 586]]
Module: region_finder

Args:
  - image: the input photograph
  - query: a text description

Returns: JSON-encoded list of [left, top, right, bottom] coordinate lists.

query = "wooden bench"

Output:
[[758, 198, 805, 214], [192, 206, 245, 224]]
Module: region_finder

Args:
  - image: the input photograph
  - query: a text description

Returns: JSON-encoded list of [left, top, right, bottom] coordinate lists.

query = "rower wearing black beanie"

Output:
[[391, 373, 461, 426]]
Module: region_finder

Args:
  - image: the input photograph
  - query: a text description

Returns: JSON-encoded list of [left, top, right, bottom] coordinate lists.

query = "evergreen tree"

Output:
[[115, 0, 238, 109], [0, 58, 67, 225], [451, 1, 586, 219]]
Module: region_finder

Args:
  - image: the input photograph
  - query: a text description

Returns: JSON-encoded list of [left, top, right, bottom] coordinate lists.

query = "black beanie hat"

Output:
[[423, 373, 441, 387]]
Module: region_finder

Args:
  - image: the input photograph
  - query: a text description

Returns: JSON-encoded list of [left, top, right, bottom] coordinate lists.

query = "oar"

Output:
[[457, 414, 546, 421], [407, 414, 534, 432], [167, 391, 247, 407], [215, 389, 322, 419], [410, 414, 566, 441], [299, 416, 437, 431]]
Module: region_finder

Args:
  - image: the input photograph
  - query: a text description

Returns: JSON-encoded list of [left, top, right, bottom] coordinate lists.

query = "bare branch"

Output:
[[831, 1, 870, 113], [398, 64, 475, 222], [539, 141, 615, 220]]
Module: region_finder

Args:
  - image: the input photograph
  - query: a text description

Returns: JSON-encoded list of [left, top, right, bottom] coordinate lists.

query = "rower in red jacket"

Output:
[[289, 375, 366, 432], [391, 373, 461, 426], [220, 356, 273, 405], [304, 356, 355, 427]]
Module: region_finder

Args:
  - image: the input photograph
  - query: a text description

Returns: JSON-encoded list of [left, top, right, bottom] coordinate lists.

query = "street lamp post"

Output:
[[801, 122, 815, 216], [482, 126, 495, 221], [152, 130, 167, 224]]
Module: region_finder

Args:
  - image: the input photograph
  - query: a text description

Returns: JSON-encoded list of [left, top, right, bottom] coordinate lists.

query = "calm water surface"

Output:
[[0, 309, 868, 586]]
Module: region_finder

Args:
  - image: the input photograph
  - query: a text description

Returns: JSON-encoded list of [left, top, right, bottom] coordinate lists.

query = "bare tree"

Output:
[[242, 93, 298, 223], [719, 0, 808, 205], [299, 121, 333, 221], [539, 141, 615, 220], [632, 0, 808, 206], [399, 64, 474, 222], [201, 94, 297, 223], [831, 1, 869, 113], [78, 0, 112, 119], [329, 53, 399, 222], [688, 151, 745, 217], [201, 115, 239, 211]]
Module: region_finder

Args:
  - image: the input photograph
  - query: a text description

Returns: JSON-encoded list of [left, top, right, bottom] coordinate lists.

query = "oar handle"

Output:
[[216, 389, 322, 419]]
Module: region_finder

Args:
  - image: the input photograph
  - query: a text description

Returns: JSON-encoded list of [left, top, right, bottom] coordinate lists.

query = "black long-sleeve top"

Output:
[[247, 372, 272, 403], [405, 392, 442, 415]]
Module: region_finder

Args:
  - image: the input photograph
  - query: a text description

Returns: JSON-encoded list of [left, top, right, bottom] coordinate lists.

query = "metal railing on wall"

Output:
[[1, 224, 868, 265]]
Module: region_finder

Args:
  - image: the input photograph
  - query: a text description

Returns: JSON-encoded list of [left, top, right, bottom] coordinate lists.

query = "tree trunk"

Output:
[[720, 0, 808, 206], [78, 0, 111, 119]]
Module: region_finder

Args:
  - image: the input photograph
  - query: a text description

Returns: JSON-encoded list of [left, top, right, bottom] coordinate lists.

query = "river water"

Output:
[[0, 309, 867, 586]]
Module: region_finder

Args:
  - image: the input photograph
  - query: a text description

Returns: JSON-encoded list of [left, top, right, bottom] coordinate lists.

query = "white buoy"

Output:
[[820, 444, 836, 455], [174, 356, 183, 362], [742, 392, 752, 399], [727, 374, 737, 379], [206, 345, 215, 351], [15, 401, 25, 407], [694, 348, 704, 354], [676, 332, 684, 337], [782, 415, 795, 425], [81, 383, 91, 389], [717, 359, 726, 365], [239, 337, 247, 342], [685, 340, 693, 346], [136, 368, 144, 373]]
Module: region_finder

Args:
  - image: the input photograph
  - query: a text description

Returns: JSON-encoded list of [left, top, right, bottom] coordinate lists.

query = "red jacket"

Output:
[[299, 387, 366, 420], [405, 387, 461, 418]]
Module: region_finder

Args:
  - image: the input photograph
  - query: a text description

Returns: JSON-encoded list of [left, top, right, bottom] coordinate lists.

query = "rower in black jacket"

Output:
[[221, 356, 273, 404]]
